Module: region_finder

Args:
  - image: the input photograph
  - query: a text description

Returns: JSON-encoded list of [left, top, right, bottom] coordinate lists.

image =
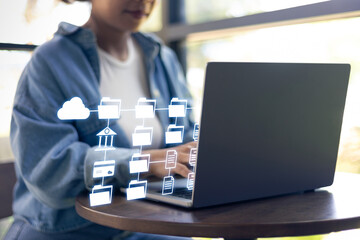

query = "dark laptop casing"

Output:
[[193, 62, 350, 208]]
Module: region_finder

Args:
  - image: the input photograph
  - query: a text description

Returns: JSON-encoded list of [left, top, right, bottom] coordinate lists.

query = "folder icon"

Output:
[[89, 185, 113, 207], [98, 97, 121, 119], [165, 150, 177, 169], [165, 124, 184, 144], [193, 123, 200, 141], [189, 148, 197, 167], [132, 126, 153, 146], [135, 98, 156, 119], [162, 176, 174, 195], [127, 180, 148, 200], [168, 98, 187, 118], [93, 160, 115, 178], [129, 153, 150, 173]]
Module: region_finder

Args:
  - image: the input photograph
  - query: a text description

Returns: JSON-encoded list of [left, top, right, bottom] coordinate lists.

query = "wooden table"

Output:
[[76, 173, 360, 239]]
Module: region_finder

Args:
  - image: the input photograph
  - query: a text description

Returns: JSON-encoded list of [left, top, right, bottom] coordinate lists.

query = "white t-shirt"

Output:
[[98, 37, 163, 149]]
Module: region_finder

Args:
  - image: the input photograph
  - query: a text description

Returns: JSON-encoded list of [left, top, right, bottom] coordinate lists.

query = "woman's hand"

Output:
[[142, 141, 198, 178]]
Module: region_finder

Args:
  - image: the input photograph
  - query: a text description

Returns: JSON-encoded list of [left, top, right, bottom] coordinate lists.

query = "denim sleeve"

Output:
[[10, 50, 133, 210]]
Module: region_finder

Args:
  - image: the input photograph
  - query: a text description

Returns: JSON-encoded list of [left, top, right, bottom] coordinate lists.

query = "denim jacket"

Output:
[[10, 22, 194, 233]]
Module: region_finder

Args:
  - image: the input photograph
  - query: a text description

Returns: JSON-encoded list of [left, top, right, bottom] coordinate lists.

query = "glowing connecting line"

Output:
[[162, 150, 177, 195], [126, 98, 156, 200], [57, 96, 199, 205], [57, 97, 121, 207], [160, 98, 188, 196], [187, 148, 197, 190], [90, 98, 122, 206], [127, 97, 190, 199], [187, 123, 199, 190]]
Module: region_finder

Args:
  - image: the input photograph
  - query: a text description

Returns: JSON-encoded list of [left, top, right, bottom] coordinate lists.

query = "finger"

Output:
[[172, 163, 191, 178], [177, 152, 191, 165], [188, 141, 198, 148], [176, 142, 198, 154], [181, 141, 197, 149]]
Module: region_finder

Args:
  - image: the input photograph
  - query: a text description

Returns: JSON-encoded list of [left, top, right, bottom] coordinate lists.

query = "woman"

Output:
[[6, 0, 195, 239]]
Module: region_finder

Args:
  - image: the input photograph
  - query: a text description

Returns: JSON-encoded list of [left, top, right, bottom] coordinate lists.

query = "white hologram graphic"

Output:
[[89, 185, 113, 207], [189, 148, 197, 167], [93, 160, 115, 178], [168, 98, 187, 117], [98, 97, 121, 119], [165, 124, 184, 144], [57, 97, 90, 120], [162, 176, 175, 195], [129, 153, 150, 173], [193, 123, 200, 141], [165, 150, 177, 169], [58, 96, 197, 204], [127, 180, 148, 200], [135, 98, 156, 119], [96, 127, 117, 151], [132, 126, 153, 146]]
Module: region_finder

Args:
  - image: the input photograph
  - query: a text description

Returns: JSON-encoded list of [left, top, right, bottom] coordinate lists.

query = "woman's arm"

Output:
[[142, 141, 197, 179], [10, 49, 135, 209]]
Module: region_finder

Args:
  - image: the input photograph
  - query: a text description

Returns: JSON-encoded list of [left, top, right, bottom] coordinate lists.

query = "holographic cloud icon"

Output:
[[57, 97, 90, 120]]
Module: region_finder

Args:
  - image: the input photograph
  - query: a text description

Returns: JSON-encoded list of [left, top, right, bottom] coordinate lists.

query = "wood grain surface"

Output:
[[76, 173, 360, 239]]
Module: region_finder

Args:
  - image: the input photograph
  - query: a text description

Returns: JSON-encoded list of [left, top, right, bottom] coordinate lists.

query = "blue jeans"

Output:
[[5, 219, 192, 240]]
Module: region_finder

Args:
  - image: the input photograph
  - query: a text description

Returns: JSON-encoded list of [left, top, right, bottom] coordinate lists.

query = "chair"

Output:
[[0, 161, 16, 219]]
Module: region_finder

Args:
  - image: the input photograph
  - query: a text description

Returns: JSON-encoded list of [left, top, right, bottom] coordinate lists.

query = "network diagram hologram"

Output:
[[57, 96, 199, 207]]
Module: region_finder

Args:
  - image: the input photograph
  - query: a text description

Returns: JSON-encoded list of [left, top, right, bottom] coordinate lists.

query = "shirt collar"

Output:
[[56, 22, 96, 49], [56, 22, 161, 59]]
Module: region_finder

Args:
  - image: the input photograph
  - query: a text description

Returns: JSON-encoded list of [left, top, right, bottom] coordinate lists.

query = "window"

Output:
[[185, 0, 328, 24], [0, 0, 360, 238], [186, 17, 360, 174], [0, 0, 90, 44], [0, 51, 32, 161], [0, 0, 161, 161], [163, 1, 360, 238], [0, 0, 161, 45], [141, 1, 162, 32]]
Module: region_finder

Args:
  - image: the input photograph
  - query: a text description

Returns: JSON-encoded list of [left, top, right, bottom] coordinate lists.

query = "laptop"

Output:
[[144, 62, 351, 208]]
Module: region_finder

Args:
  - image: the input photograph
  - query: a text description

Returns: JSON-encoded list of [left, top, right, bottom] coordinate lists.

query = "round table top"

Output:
[[76, 173, 360, 239]]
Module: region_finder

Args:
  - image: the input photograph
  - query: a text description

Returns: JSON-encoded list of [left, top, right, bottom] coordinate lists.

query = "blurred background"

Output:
[[1, 0, 360, 239]]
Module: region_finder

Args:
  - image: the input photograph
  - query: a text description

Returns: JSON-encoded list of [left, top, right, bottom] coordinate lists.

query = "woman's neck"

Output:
[[83, 16, 131, 61]]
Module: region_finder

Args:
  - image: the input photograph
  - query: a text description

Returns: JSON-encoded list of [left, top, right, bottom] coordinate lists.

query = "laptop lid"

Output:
[[193, 62, 350, 208]]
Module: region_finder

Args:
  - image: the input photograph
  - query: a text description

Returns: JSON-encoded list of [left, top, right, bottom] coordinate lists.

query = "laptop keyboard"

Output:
[[157, 188, 193, 199]]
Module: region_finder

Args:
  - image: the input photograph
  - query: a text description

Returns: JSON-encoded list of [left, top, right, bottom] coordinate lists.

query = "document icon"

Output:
[[189, 148, 197, 167], [168, 98, 187, 118], [89, 185, 113, 207], [187, 172, 195, 190], [165, 125, 184, 144], [193, 123, 200, 141], [162, 176, 174, 195], [135, 98, 156, 119], [127, 180, 148, 200], [165, 150, 177, 169], [129, 153, 150, 173], [132, 126, 153, 146], [93, 160, 115, 178], [98, 97, 121, 119]]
